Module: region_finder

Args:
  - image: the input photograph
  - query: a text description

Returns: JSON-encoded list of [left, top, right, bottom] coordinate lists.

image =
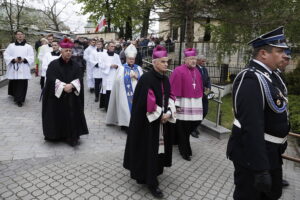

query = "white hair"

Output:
[[197, 54, 206, 60]]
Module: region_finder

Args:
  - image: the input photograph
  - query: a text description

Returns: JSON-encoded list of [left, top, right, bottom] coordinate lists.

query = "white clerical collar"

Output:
[[252, 59, 272, 74]]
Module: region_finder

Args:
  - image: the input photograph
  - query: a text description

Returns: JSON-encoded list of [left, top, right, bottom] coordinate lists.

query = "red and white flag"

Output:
[[95, 16, 107, 32]]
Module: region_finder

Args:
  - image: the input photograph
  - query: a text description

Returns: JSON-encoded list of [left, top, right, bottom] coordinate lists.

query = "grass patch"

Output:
[[206, 94, 233, 130], [288, 95, 300, 134], [206, 94, 300, 133]]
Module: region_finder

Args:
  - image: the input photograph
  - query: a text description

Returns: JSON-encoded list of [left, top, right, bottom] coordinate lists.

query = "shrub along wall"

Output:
[[285, 63, 300, 134]]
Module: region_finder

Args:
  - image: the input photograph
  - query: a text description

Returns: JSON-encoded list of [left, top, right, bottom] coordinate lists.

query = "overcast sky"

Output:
[[29, 0, 158, 34], [29, 0, 90, 33]]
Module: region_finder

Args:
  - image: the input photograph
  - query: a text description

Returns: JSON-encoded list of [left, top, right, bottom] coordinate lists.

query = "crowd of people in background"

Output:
[[3, 26, 292, 200]]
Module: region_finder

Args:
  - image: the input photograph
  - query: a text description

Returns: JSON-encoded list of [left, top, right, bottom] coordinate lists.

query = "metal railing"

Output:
[[142, 59, 224, 127], [139, 43, 175, 59], [282, 132, 300, 163], [210, 84, 225, 127], [0, 49, 6, 76]]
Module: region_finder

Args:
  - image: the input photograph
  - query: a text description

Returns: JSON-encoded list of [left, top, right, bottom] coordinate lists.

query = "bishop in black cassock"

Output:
[[42, 38, 88, 147], [123, 46, 176, 198]]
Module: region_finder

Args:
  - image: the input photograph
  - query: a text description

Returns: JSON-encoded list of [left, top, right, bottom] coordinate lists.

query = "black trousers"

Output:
[[40, 76, 45, 89], [94, 78, 102, 98], [8, 80, 28, 103], [233, 163, 282, 200], [99, 90, 111, 111], [175, 120, 201, 157]]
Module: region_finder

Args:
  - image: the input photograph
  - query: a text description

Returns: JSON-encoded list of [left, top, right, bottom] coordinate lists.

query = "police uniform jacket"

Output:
[[227, 60, 289, 171]]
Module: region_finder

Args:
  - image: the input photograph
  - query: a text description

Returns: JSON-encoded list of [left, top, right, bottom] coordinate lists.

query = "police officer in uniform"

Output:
[[226, 26, 290, 200]]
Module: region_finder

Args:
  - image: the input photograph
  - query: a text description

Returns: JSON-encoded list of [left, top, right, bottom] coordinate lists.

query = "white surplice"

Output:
[[100, 52, 122, 92], [83, 45, 96, 88], [38, 44, 52, 75], [89, 49, 107, 79], [41, 52, 60, 77], [4, 43, 34, 80], [106, 64, 143, 127]]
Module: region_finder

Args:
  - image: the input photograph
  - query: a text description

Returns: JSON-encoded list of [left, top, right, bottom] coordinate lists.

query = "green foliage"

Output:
[[288, 95, 300, 133], [285, 64, 300, 95], [208, 0, 300, 60], [77, 0, 153, 36]]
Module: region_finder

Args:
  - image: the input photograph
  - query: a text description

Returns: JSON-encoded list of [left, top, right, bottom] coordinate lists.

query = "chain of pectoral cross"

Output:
[[190, 69, 196, 89]]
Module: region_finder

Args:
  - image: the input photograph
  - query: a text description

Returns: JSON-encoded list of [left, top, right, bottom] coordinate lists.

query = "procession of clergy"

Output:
[[4, 26, 292, 199], [4, 30, 209, 198]]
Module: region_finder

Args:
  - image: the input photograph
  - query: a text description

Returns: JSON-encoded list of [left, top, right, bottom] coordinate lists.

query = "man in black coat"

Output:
[[123, 46, 176, 199], [226, 26, 290, 200], [42, 38, 88, 147]]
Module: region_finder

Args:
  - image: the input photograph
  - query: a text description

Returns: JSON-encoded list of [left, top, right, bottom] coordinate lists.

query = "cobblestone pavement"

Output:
[[0, 77, 299, 200]]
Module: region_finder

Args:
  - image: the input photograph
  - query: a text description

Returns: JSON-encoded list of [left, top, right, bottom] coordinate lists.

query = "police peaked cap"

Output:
[[248, 26, 289, 49]]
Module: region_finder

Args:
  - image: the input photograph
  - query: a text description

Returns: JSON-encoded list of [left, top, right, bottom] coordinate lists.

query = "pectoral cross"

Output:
[[192, 82, 196, 89]]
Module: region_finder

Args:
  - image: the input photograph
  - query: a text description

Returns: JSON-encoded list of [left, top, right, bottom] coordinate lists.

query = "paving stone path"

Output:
[[0, 77, 299, 200]]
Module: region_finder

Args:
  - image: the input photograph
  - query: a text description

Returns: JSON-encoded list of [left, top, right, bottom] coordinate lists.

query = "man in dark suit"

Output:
[[191, 55, 211, 138], [226, 26, 290, 200]]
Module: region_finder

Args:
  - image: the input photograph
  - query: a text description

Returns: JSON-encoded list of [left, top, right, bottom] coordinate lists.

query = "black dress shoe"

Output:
[[17, 102, 23, 107], [191, 131, 199, 138], [67, 139, 79, 147], [282, 179, 289, 187], [148, 186, 164, 199], [95, 96, 99, 102], [182, 155, 191, 161]]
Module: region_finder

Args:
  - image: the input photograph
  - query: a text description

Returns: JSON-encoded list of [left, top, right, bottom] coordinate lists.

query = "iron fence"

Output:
[[142, 58, 245, 84], [139, 44, 175, 59]]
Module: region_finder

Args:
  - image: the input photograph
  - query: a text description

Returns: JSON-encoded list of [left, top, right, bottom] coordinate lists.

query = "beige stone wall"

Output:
[[84, 27, 96, 33], [158, 20, 171, 40]]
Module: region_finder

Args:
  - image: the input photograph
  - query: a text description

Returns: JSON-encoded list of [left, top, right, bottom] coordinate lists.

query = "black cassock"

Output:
[[123, 69, 173, 187], [42, 57, 88, 142]]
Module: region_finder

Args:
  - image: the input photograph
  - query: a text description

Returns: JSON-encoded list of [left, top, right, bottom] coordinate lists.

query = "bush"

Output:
[[289, 95, 300, 134], [285, 64, 300, 95]]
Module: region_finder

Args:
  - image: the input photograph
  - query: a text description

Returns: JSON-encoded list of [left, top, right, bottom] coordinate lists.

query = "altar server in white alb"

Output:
[[90, 40, 105, 102], [83, 38, 96, 93], [106, 44, 143, 129], [41, 40, 61, 85], [99, 42, 122, 110], [4, 30, 34, 107], [38, 34, 54, 89]]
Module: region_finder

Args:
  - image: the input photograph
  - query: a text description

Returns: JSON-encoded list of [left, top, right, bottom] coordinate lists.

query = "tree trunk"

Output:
[[185, 16, 194, 48], [104, 0, 111, 32], [125, 16, 132, 40], [185, 0, 195, 48], [178, 17, 186, 65], [54, 21, 60, 31], [119, 26, 124, 38], [140, 3, 151, 38], [3, 0, 15, 41], [203, 17, 211, 42]]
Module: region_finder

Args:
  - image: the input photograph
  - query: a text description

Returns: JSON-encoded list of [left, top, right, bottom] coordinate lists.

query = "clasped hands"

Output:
[[161, 113, 171, 124], [63, 83, 74, 93], [111, 64, 118, 69], [254, 170, 272, 196], [14, 58, 24, 63], [130, 71, 138, 79]]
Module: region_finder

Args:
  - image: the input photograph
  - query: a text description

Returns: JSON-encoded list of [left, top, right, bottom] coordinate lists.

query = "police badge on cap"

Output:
[[248, 26, 289, 49]]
